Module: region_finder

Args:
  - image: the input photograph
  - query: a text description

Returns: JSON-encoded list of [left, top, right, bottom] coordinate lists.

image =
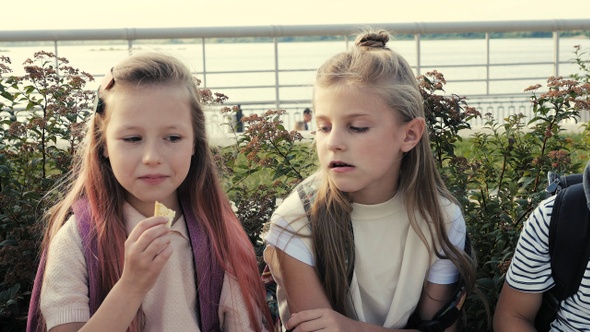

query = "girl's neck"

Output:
[[350, 186, 398, 205]]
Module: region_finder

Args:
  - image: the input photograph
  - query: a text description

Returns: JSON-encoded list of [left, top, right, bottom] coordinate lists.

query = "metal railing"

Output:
[[1, 20, 589, 136]]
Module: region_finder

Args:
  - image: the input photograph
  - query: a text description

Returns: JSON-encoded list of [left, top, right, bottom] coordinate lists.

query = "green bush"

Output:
[[446, 46, 590, 330], [0, 51, 94, 330], [212, 107, 317, 267], [0, 47, 589, 331]]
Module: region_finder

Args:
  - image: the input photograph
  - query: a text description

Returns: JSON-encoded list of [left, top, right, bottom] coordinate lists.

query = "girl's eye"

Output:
[[167, 135, 182, 142], [317, 125, 331, 133], [350, 126, 369, 133], [122, 136, 141, 143]]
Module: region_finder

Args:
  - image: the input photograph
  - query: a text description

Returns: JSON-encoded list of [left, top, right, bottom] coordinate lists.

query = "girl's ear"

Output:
[[102, 145, 109, 159], [401, 117, 425, 152]]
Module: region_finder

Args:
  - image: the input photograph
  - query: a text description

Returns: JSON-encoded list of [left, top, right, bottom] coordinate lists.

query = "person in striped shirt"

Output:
[[494, 166, 590, 331]]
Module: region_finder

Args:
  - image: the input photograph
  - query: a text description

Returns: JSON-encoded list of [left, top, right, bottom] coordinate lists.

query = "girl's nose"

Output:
[[142, 141, 162, 165], [326, 128, 345, 151]]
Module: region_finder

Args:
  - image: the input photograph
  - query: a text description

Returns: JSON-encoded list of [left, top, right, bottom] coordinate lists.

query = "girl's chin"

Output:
[[329, 181, 360, 194]]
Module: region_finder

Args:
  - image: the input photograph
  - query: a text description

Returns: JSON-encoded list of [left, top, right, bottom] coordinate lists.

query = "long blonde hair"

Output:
[[309, 29, 476, 318]]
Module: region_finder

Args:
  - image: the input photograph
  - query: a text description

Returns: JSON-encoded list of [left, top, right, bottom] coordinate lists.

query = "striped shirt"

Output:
[[506, 195, 590, 331]]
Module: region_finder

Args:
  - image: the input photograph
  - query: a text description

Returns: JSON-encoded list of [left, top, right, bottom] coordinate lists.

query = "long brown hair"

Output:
[[42, 52, 271, 331], [310, 29, 477, 318]]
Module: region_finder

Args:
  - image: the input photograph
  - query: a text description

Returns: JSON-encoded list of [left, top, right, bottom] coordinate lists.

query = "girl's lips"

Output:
[[328, 161, 355, 173], [328, 161, 354, 168], [139, 175, 167, 185]]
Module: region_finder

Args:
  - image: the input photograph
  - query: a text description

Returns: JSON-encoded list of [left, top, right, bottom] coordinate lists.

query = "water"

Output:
[[1, 38, 589, 138], [2, 38, 588, 98]]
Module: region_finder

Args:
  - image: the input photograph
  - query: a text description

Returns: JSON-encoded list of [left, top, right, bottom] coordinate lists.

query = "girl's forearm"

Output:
[[78, 281, 145, 332]]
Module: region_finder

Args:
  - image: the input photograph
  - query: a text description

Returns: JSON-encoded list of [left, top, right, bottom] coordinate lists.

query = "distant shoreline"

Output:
[[1, 31, 589, 48]]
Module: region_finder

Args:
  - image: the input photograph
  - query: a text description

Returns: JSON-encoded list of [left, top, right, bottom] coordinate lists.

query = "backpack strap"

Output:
[[548, 183, 590, 300], [297, 183, 355, 285], [180, 195, 224, 332], [26, 198, 98, 332], [546, 173, 584, 195], [72, 199, 101, 314], [535, 169, 590, 331], [26, 248, 46, 332], [296, 183, 313, 220]]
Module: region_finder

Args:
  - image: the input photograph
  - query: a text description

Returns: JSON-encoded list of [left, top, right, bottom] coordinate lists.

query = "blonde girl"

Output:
[[29, 52, 271, 332], [264, 30, 476, 331]]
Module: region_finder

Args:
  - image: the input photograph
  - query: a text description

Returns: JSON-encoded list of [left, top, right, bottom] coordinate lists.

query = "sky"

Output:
[[1, 0, 589, 31]]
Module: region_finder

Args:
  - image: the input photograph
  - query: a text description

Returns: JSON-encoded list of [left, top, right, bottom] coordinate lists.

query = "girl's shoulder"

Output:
[[272, 188, 307, 223], [297, 172, 321, 195], [435, 195, 465, 235], [273, 174, 320, 218], [51, 213, 83, 249], [522, 195, 556, 237], [436, 194, 462, 217]]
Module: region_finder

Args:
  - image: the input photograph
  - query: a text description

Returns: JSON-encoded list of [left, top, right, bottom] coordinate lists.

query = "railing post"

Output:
[[274, 36, 280, 111], [486, 32, 490, 95], [415, 33, 421, 75], [128, 40, 133, 55], [201, 38, 207, 88], [553, 31, 560, 77], [54, 40, 59, 77]]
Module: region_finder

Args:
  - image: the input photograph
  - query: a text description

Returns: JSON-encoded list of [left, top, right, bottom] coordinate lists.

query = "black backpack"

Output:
[[534, 170, 590, 332]]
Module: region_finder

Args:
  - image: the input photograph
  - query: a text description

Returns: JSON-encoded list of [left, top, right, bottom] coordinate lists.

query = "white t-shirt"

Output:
[[264, 185, 465, 328], [506, 195, 590, 331]]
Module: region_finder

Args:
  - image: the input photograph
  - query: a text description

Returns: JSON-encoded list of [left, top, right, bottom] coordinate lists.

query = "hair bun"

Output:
[[356, 30, 389, 48]]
